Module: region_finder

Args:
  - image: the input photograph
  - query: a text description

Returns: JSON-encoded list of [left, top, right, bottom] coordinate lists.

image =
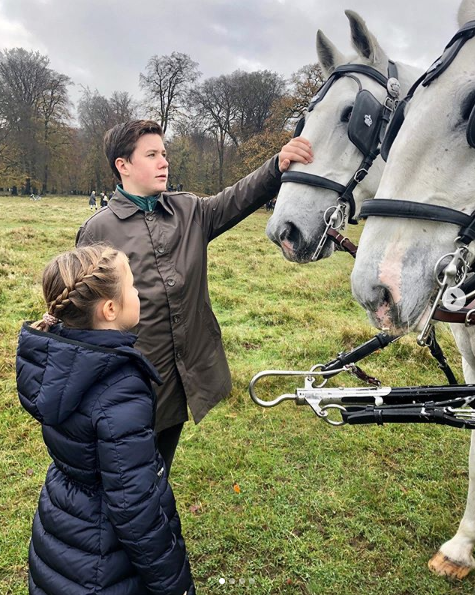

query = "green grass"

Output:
[[1, 196, 474, 594]]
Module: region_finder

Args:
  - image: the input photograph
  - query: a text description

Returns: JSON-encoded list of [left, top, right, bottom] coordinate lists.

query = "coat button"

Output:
[[172, 315, 181, 323], [166, 278, 176, 286], [157, 245, 165, 254], [176, 350, 182, 360], [146, 214, 154, 221]]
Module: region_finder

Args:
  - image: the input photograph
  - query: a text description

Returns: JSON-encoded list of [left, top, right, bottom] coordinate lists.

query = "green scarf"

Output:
[[117, 184, 160, 212]]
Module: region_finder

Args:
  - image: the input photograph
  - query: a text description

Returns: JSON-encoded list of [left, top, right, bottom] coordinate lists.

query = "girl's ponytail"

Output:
[[32, 244, 124, 331]]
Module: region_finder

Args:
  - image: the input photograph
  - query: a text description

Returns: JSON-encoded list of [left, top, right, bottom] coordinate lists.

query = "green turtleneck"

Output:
[[117, 184, 160, 212]]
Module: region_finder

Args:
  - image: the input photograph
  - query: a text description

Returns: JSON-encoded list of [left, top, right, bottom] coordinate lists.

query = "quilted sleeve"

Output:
[[92, 375, 194, 595]]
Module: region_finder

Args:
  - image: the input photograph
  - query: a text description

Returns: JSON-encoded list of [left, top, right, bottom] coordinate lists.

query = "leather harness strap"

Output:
[[326, 228, 358, 258]]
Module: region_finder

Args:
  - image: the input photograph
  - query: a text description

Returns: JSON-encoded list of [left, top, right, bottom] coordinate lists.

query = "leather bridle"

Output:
[[281, 61, 400, 260], [359, 21, 475, 342]]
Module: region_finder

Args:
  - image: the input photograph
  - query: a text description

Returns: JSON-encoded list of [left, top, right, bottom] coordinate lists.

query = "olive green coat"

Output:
[[76, 156, 282, 431]]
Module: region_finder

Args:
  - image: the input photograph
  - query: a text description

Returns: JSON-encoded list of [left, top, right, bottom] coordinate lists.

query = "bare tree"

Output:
[[0, 48, 72, 192], [140, 52, 200, 134], [0, 48, 49, 186], [187, 70, 285, 190], [78, 88, 116, 191], [188, 75, 238, 190], [78, 89, 138, 191], [109, 91, 138, 123], [230, 70, 285, 143], [39, 71, 72, 192]]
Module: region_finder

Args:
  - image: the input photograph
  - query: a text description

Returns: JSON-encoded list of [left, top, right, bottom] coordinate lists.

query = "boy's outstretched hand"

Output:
[[278, 137, 313, 173]]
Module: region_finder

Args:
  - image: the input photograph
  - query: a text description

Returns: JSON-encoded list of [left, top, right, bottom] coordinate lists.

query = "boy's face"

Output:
[[117, 133, 168, 196]]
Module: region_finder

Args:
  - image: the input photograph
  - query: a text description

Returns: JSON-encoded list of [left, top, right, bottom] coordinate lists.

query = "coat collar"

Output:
[[108, 189, 174, 219], [58, 325, 137, 349], [56, 325, 162, 385]]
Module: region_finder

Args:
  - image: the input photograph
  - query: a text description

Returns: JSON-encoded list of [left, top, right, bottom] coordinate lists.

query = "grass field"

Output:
[[1, 196, 474, 594]]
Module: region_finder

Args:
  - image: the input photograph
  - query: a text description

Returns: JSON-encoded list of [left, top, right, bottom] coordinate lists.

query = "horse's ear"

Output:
[[316, 30, 346, 77], [345, 10, 388, 67]]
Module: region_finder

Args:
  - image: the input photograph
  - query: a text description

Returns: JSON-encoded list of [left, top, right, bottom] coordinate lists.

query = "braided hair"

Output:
[[32, 244, 124, 331]]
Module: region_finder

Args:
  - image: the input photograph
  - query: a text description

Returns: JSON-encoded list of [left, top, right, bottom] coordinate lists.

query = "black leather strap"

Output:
[[321, 332, 397, 379], [359, 199, 472, 227], [427, 327, 458, 385], [342, 404, 475, 429], [449, 20, 475, 44], [387, 60, 398, 80], [285, 61, 399, 227], [459, 215, 475, 244], [281, 172, 347, 195], [333, 64, 390, 87]]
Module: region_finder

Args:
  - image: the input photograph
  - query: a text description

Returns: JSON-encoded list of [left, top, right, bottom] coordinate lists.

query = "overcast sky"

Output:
[[0, 0, 462, 114]]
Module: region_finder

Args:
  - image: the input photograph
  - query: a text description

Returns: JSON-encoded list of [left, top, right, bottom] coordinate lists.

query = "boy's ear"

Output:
[[115, 157, 129, 178]]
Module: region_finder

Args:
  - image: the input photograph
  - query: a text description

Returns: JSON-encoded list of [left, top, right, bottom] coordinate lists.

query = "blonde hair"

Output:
[[32, 244, 125, 331]]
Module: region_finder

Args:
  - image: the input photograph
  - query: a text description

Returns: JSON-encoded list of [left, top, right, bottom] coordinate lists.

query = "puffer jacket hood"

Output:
[[16, 323, 162, 425]]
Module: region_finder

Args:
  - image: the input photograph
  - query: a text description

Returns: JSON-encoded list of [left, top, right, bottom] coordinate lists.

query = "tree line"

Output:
[[0, 49, 323, 196]]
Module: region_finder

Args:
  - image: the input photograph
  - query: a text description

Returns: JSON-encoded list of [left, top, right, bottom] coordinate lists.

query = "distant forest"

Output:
[[0, 49, 323, 196]]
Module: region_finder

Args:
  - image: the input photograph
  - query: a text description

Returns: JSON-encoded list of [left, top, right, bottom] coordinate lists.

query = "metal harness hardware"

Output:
[[249, 361, 475, 429], [248, 332, 475, 429]]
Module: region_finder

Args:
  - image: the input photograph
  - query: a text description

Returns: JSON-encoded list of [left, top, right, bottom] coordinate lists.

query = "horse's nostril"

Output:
[[279, 222, 301, 246], [381, 286, 392, 306], [279, 223, 291, 242], [360, 285, 395, 313]]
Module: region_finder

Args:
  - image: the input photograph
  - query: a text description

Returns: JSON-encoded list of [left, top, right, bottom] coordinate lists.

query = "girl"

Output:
[[16, 244, 194, 595]]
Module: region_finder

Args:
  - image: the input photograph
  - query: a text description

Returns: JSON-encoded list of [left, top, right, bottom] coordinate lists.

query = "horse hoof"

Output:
[[428, 551, 473, 580]]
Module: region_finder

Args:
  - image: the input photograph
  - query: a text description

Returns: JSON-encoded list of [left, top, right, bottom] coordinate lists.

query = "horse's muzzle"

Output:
[[270, 221, 334, 263]]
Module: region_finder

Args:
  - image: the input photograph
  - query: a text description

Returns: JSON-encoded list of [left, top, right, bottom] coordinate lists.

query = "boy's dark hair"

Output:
[[104, 120, 163, 181]]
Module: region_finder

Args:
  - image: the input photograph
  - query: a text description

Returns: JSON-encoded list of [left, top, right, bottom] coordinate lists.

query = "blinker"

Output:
[[348, 90, 384, 156]]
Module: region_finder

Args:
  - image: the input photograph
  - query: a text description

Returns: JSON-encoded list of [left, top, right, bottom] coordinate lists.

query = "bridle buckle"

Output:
[[383, 96, 398, 112], [354, 168, 369, 184]]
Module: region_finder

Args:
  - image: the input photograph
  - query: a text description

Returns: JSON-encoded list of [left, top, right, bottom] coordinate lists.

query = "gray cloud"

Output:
[[0, 0, 461, 111]]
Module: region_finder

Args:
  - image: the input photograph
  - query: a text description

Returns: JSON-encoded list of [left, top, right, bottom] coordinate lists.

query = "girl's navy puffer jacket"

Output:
[[16, 323, 195, 595]]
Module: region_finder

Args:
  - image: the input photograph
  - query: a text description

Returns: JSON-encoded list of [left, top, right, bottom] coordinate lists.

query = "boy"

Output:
[[76, 119, 312, 470]]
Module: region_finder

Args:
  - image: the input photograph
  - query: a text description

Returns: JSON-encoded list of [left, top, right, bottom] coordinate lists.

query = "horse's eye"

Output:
[[341, 105, 353, 123], [461, 89, 475, 121]]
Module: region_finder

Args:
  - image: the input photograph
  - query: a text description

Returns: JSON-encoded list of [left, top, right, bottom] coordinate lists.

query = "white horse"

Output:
[[266, 11, 420, 263], [352, 0, 475, 579]]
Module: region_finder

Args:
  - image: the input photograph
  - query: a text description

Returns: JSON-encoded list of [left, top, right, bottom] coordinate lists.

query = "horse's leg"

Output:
[[428, 430, 475, 578], [429, 332, 475, 578]]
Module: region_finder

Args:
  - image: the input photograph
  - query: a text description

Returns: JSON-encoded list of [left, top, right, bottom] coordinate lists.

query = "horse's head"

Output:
[[352, 0, 475, 335], [267, 10, 419, 263]]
